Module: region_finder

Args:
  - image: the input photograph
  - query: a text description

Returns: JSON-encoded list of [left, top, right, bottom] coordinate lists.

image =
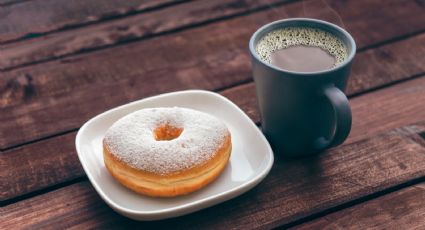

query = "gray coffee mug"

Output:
[[249, 18, 356, 157]]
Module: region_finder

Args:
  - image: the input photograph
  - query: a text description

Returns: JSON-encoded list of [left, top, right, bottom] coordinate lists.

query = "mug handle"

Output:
[[315, 85, 352, 149]]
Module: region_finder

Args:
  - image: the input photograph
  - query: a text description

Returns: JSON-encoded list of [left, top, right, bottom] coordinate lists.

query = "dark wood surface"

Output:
[[2, 58, 425, 202], [293, 183, 425, 229], [2, 122, 425, 228], [1, 0, 424, 149], [1, 0, 424, 229], [2, 0, 425, 70], [0, 0, 179, 43]]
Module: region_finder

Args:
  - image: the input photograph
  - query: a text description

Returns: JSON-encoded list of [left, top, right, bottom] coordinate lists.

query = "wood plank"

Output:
[[0, 133, 82, 201], [1, 33, 424, 200], [2, 71, 425, 205], [0, 0, 290, 70], [0, 0, 178, 43], [1, 0, 425, 149], [348, 34, 425, 96], [1, 0, 425, 70], [225, 78, 425, 147], [1, 122, 425, 229], [0, 0, 27, 6], [292, 183, 425, 230]]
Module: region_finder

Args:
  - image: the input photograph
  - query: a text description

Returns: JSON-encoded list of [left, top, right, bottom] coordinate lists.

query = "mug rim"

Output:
[[249, 18, 356, 76]]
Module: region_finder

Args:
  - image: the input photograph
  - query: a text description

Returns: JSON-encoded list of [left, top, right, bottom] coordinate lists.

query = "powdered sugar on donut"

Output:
[[104, 107, 229, 175]]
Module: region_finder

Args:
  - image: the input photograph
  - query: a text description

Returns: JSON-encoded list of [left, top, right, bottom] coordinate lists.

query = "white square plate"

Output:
[[75, 90, 274, 221]]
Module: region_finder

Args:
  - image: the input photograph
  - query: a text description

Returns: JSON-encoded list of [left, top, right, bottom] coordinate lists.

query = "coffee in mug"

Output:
[[256, 27, 348, 72]]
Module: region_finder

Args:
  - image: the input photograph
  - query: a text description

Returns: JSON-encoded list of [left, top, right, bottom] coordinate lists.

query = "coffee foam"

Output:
[[256, 27, 348, 67]]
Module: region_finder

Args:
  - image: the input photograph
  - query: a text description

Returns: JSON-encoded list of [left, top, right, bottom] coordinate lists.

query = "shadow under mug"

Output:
[[249, 18, 356, 157]]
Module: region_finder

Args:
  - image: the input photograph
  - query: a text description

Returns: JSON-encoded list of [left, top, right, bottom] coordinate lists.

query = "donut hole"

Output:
[[153, 124, 183, 141]]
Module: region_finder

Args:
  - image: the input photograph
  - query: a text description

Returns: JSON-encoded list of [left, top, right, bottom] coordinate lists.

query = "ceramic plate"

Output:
[[75, 90, 274, 221]]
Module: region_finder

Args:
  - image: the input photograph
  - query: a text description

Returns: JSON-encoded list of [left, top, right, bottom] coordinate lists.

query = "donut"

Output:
[[103, 107, 231, 197]]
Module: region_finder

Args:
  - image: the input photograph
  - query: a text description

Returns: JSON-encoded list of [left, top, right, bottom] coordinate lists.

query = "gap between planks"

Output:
[[2, 0, 424, 72], [1, 121, 425, 228], [1, 1, 424, 150], [290, 182, 425, 229], [0, 0, 188, 45], [1, 31, 424, 151], [0, 0, 424, 212], [1, 12, 421, 202], [0, 177, 87, 207], [0, 0, 32, 7], [0, 0, 299, 71], [282, 176, 425, 229], [3, 73, 425, 203], [0, 0, 298, 46], [3, 71, 424, 152]]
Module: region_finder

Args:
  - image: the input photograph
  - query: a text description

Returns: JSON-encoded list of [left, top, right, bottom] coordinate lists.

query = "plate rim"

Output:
[[75, 89, 274, 217]]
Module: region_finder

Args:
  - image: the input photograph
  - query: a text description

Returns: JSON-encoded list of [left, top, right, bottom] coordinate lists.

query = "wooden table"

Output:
[[1, 0, 424, 229]]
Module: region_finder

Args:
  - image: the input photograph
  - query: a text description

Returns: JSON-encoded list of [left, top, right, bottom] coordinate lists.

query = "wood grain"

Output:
[[0, 0, 289, 70], [292, 183, 425, 230], [1, 0, 425, 70], [1, 32, 425, 200], [0, 0, 179, 43], [1, 122, 425, 229], [224, 78, 425, 146], [348, 33, 425, 96], [2, 72, 425, 204], [1, 0, 424, 228], [1, 1, 425, 149], [0, 0, 27, 6], [0, 133, 81, 201]]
